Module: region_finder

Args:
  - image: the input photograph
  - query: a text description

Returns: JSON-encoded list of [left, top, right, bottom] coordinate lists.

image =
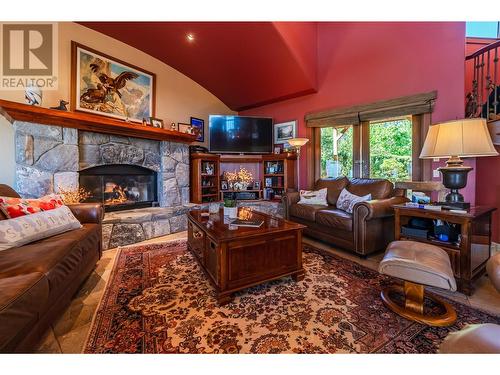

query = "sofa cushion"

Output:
[[314, 177, 350, 205], [0, 272, 49, 352], [289, 203, 327, 221], [0, 194, 64, 219], [336, 188, 371, 214], [298, 188, 328, 206], [315, 209, 353, 232], [0, 206, 82, 251], [0, 185, 20, 222], [0, 224, 100, 303], [347, 178, 393, 199]]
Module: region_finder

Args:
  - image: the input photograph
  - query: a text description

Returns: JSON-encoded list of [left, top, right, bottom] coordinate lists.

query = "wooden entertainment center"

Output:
[[190, 152, 297, 204]]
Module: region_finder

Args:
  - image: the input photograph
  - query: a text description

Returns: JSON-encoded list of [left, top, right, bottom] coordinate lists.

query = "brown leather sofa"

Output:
[[0, 184, 103, 353], [284, 177, 408, 257]]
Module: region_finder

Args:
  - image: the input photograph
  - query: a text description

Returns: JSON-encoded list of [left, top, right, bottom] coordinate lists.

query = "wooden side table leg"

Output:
[[217, 293, 233, 306], [292, 270, 305, 282], [461, 280, 473, 296]]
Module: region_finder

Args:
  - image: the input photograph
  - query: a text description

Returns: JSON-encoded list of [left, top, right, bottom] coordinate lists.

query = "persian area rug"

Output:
[[84, 240, 500, 353]]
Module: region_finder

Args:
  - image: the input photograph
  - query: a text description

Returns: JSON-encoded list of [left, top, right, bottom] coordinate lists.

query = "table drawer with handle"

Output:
[[188, 220, 205, 263]]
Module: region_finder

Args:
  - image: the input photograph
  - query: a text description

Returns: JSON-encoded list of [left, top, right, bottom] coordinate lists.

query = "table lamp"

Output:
[[420, 118, 498, 209]]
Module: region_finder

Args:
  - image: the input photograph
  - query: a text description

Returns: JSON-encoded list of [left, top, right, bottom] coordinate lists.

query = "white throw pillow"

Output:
[[0, 206, 82, 251], [298, 188, 328, 206], [336, 188, 372, 213]]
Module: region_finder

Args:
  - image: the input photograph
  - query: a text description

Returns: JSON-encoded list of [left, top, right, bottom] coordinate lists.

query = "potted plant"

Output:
[[223, 198, 238, 218]]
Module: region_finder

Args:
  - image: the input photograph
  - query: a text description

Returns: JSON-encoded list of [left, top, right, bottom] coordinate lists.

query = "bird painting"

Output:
[[75, 43, 154, 122], [93, 63, 139, 97], [80, 83, 108, 104], [80, 63, 139, 104]]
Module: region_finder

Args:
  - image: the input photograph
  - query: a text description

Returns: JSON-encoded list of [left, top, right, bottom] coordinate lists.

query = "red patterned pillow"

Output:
[[0, 194, 65, 219]]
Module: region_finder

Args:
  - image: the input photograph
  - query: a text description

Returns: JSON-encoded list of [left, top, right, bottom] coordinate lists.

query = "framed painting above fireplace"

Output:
[[71, 41, 156, 123]]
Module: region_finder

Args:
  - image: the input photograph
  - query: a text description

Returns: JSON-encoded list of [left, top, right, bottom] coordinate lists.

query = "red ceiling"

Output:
[[79, 22, 318, 111]]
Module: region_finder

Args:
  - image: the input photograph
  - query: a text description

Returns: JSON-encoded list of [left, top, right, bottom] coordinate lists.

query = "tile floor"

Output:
[[35, 233, 500, 353]]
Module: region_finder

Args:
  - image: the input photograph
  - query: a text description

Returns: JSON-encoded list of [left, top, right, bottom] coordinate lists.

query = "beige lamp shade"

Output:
[[420, 118, 498, 159], [287, 138, 309, 147]]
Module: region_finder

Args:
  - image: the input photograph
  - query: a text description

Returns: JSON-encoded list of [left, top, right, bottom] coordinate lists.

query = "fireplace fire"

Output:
[[79, 164, 158, 212]]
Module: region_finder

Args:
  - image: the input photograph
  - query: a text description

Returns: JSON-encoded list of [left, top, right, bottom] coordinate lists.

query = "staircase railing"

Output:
[[465, 40, 500, 119]]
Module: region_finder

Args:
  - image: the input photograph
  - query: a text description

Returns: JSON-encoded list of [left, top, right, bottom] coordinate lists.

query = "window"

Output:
[[306, 92, 434, 187], [318, 116, 416, 183], [368, 117, 412, 181], [320, 126, 353, 178]]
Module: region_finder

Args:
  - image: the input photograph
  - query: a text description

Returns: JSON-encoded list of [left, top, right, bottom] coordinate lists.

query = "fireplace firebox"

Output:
[[79, 164, 158, 212]]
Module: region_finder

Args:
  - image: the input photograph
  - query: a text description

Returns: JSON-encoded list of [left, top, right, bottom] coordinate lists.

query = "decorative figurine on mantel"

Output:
[[50, 100, 69, 111], [171, 122, 176, 131], [25, 84, 42, 106]]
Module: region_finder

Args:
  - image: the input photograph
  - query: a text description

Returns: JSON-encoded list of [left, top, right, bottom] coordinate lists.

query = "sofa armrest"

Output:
[[67, 203, 104, 224], [282, 192, 300, 219], [283, 191, 300, 206], [354, 196, 409, 221], [352, 196, 409, 256]]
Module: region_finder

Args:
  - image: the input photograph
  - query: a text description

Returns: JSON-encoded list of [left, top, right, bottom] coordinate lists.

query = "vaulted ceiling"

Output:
[[79, 22, 318, 111]]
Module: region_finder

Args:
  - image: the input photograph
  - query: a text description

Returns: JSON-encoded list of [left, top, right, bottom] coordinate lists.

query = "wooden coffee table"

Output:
[[187, 207, 305, 305]]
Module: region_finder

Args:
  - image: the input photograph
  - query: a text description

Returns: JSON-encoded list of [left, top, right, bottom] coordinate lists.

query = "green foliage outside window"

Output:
[[369, 119, 412, 181], [320, 118, 412, 183], [320, 127, 353, 178]]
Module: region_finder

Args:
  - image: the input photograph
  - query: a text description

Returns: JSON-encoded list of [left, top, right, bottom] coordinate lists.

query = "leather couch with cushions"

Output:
[[0, 184, 103, 353], [283, 177, 408, 256]]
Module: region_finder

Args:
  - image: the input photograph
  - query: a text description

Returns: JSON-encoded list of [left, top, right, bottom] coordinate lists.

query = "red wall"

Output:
[[241, 21, 468, 197], [466, 37, 500, 242]]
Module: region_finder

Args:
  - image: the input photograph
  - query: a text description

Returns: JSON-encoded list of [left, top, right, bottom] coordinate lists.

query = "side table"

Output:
[[393, 205, 496, 295]]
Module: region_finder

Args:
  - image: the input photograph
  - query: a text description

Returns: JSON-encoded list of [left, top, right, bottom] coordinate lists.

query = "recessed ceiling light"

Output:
[[186, 33, 195, 42]]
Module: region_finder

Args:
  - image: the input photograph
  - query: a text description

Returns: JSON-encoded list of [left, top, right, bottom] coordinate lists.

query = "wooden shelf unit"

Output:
[[0, 99, 197, 143], [262, 154, 297, 200], [190, 153, 221, 203], [190, 152, 297, 204]]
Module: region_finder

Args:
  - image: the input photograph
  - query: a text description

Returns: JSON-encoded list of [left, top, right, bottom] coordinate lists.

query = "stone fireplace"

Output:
[[13, 120, 194, 249], [79, 164, 158, 211]]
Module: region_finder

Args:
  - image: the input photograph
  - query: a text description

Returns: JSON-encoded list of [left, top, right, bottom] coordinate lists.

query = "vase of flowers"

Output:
[[224, 167, 253, 191]]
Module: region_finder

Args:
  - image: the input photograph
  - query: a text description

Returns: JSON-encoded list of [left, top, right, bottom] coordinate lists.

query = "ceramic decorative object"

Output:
[[25, 84, 42, 106], [208, 202, 220, 214], [224, 206, 238, 218]]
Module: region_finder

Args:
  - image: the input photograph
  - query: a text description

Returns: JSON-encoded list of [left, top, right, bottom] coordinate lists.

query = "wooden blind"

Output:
[[305, 91, 437, 128]]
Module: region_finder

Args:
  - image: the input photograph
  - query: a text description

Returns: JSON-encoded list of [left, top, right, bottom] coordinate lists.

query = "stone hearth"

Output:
[[13, 120, 192, 247], [101, 206, 194, 250]]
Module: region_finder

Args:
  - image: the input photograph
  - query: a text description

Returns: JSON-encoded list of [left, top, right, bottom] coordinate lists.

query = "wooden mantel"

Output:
[[0, 99, 197, 143]]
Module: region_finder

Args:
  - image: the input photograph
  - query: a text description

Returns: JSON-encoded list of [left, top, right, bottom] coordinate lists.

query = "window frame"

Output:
[[307, 113, 429, 187]]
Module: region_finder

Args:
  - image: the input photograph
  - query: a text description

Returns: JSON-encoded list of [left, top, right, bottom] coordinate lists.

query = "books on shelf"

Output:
[[404, 202, 442, 211], [230, 219, 264, 228]]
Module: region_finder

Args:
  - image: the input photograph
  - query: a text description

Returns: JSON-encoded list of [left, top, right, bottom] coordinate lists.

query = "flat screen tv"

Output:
[[209, 115, 273, 154]]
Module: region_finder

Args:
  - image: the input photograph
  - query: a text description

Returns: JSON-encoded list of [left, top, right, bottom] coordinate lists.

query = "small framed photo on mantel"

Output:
[[274, 120, 297, 144], [190, 117, 205, 142], [178, 123, 192, 134], [149, 117, 164, 128]]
